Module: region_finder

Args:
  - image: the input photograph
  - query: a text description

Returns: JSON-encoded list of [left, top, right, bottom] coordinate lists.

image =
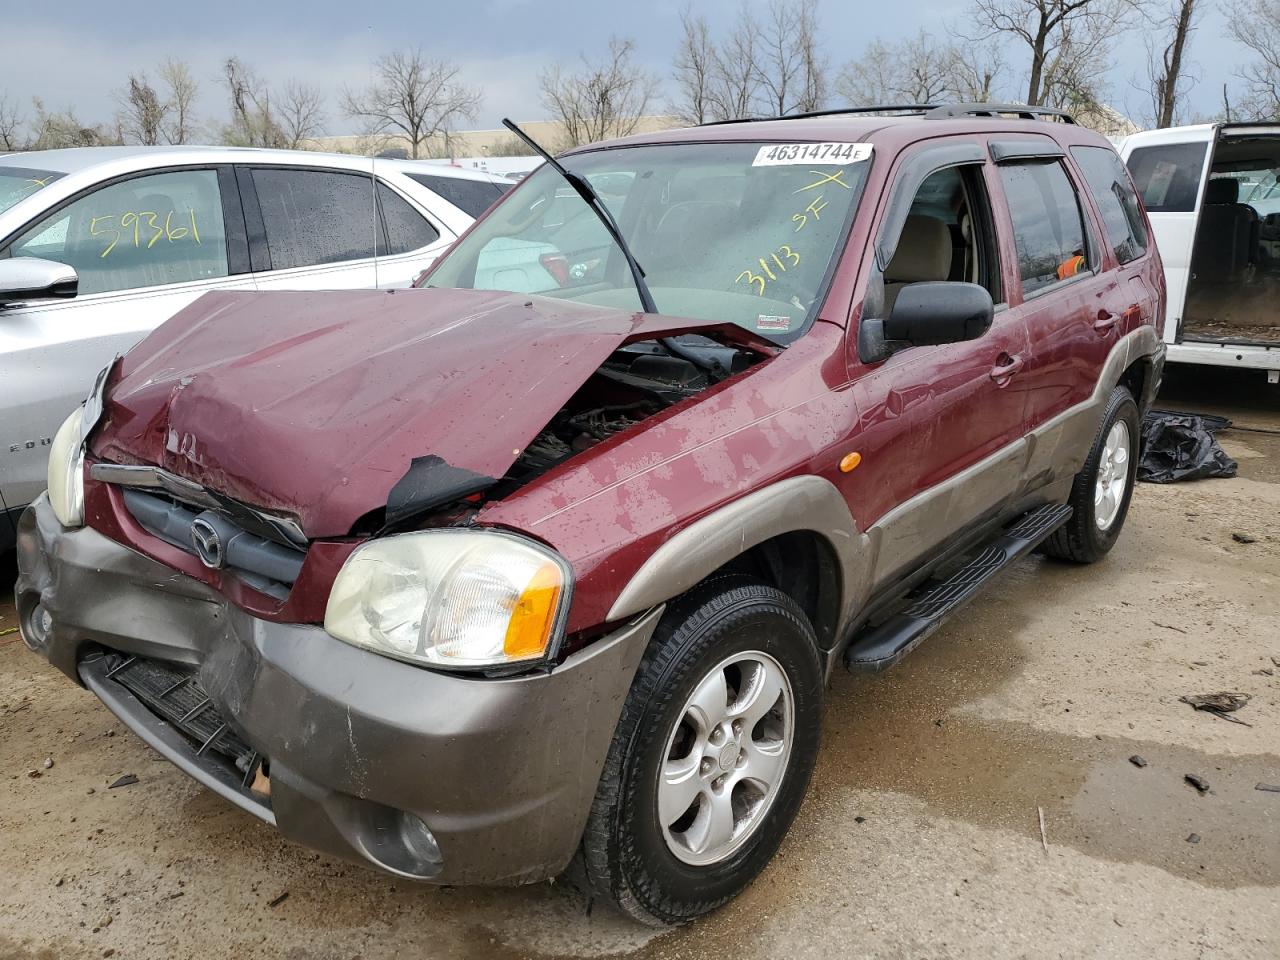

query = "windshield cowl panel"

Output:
[[422, 140, 871, 344]]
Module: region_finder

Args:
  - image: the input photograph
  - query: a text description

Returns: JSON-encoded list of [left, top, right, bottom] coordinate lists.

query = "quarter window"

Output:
[[251, 168, 376, 270], [5, 169, 228, 296], [406, 173, 509, 218], [1125, 142, 1207, 213], [377, 183, 440, 255], [1072, 146, 1148, 264], [999, 161, 1090, 297]]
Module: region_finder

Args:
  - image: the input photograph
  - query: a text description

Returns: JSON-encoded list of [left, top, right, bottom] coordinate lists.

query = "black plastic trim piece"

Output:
[[233, 165, 271, 273], [874, 142, 987, 270], [216, 165, 251, 275], [989, 138, 1066, 162], [383, 454, 496, 529]]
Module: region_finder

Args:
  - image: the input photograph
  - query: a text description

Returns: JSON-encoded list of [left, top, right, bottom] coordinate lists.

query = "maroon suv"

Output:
[[17, 104, 1164, 925]]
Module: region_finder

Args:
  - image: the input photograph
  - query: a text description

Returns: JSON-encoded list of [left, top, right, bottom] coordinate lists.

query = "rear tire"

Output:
[[1043, 385, 1140, 564], [578, 577, 823, 926]]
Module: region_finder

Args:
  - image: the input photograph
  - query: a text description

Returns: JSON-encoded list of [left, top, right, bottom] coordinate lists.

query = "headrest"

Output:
[[1206, 179, 1239, 204], [885, 215, 953, 283]]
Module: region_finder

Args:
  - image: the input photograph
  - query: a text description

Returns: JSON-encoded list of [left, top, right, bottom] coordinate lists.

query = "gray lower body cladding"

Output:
[[14, 497, 659, 885]]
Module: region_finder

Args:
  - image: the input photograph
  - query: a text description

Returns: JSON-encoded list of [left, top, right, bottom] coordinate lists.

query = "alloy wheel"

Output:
[[657, 650, 794, 866]]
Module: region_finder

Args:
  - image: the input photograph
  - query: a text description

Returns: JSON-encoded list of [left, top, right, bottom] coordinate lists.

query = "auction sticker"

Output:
[[757, 314, 792, 331], [753, 142, 872, 166]]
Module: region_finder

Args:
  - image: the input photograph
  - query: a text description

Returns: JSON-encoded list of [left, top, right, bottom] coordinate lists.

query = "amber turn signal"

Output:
[[503, 561, 564, 658], [839, 451, 862, 473]]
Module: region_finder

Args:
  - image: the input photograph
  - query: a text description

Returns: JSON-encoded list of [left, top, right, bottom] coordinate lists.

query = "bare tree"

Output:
[[116, 74, 167, 145], [1035, 14, 1121, 109], [708, 18, 764, 119], [835, 31, 1003, 106], [946, 45, 1006, 102], [1140, 0, 1200, 127], [672, 6, 717, 124], [755, 0, 826, 114], [969, 0, 1134, 105], [0, 93, 24, 150], [29, 99, 118, 149], [1226, 0, 1280, 119], [278, 81, 325, 149], [343, 49, 481, 159], [160, 59, 199, 144], [540, 38, 660, 148], [222, 57, 284, 147]]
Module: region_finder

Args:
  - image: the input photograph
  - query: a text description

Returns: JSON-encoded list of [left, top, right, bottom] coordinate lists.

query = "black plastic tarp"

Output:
[[1138, 409, 1239, 483]]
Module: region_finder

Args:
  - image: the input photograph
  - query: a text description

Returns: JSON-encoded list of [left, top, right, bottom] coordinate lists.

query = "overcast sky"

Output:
[[2, 0, 1245, 138]]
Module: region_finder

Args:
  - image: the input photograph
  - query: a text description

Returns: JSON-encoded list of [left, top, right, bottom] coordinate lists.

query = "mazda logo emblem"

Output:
[[190, 518, 225, 569]]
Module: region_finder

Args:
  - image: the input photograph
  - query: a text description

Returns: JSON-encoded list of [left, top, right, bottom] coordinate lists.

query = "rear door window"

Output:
[[1125, 142, 1207, 213], [1072, 146, 1149, 264], [406, 173, 509, 218], [377, 183, 440, 255], [998, 160, 1091, 297], [5, 168, 229, 295], [250, 168, 376, 270]]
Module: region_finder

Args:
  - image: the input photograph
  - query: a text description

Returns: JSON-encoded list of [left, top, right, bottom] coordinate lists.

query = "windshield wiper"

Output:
[[502, 119, 656, 314], [502, 119, 732, 378]]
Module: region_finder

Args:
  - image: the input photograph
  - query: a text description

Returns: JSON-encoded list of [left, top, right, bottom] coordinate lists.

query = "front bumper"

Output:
[[14, 497, 659, 885]]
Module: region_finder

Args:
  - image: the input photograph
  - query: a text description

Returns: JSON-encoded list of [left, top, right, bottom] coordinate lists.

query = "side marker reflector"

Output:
[[839, 452, 862, 473]]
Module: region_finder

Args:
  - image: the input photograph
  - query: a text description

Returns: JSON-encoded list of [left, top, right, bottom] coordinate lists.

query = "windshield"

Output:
[[0, 167, 63, 216], [422, 140, 871, 341]]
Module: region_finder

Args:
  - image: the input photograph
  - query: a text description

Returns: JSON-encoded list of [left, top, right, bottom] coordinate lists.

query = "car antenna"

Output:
[[501, 118, 656, 315]]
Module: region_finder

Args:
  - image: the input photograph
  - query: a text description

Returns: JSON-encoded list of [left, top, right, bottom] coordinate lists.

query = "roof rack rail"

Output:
[[696, 102, 1076, 127], [698, 104, 937, 127], [924, 102, 1076, 123]]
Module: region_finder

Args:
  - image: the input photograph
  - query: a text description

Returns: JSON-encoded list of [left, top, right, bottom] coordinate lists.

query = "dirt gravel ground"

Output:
[[2, 366, 1278, 960]]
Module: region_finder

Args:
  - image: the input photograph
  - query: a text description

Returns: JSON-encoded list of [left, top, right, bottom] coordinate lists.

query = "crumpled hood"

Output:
[[91, 287, 742, 538]]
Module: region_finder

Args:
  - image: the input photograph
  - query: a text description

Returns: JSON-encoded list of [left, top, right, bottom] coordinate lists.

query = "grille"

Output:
[[104, 653, 260, 783], [119, 489, 305, 600]]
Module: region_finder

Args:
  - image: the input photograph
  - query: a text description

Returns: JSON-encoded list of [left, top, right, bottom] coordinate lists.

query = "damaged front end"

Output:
[[70, 286, 771, 645]]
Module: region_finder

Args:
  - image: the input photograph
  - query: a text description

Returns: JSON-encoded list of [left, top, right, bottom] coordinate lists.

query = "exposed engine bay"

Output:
[[499, 336, 758, 491], [351, 333, 765, 536]]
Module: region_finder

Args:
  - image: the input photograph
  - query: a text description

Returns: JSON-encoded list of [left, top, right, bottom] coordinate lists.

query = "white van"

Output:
[[1118, 123, 1280, 382]]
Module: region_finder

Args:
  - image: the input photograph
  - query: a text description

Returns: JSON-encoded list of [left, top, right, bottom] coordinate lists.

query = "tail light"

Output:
[[539, 253, 570, 287]]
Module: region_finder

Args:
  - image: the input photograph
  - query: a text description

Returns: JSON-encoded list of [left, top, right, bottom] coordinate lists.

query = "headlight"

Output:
[[324, 529, 572, 670], [47, 407, 85, 528]]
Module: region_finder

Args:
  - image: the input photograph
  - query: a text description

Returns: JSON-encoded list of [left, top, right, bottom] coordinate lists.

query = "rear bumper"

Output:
[[14, 496, 659, 885]]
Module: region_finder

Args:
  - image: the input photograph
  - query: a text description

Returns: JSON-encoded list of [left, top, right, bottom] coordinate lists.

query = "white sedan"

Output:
[[0, 146, 511, 552]]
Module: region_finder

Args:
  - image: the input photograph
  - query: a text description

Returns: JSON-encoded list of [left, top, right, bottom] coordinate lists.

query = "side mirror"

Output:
[[884, 281, 994, 346], [0, 257, 79, 306]]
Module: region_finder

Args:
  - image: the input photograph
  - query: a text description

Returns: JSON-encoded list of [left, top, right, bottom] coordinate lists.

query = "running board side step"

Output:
[[844, 503, 1073, 673]]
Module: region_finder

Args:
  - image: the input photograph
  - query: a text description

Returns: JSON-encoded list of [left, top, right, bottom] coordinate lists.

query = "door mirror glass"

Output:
[[884, 281, 993, 346], [0, 256, 78, 305]]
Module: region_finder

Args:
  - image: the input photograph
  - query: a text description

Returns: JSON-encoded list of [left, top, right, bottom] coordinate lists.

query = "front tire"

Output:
[[1043, 385, 1140, 563], [579, 577, 823, 925]]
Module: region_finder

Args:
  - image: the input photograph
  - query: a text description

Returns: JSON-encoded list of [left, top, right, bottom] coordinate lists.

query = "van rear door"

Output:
[[1119, 125, 1215, 346]]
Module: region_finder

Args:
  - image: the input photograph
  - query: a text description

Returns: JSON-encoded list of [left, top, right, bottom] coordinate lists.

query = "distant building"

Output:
[[1068, 102, 1140, 139]]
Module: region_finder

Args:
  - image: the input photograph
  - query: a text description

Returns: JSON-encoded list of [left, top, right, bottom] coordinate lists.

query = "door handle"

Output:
[[990, 353, 1024, 382], [1093, 310, 1120, 332]]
